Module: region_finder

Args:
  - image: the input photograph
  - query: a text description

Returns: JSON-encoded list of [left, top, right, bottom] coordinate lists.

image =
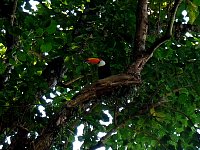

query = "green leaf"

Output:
[[194, 15, 200, 25], [40, 43, 52, 52], [25, 16, 35, 27], [0, 62, 6, 74], [36, 28, 44, 36], [178, 93, 188, 102], [78, 136, 84, 142], [179, 88, 189, 95], [46, 20, 57, 34], [187, 1, 199, 24], [102, 112, 109, 122], [24, 1, 32, 11], [193, 0, 200, 6], [0, 43, 6, 55], [17, 51, 27, 62]]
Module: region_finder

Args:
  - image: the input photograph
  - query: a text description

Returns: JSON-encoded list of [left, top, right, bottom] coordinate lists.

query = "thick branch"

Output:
[[67, 74, 140, 107], [127, 0, 183, 75], [33, 74, 141, 150], [134, 0, 148, 56], [127, 0, 148, 75]]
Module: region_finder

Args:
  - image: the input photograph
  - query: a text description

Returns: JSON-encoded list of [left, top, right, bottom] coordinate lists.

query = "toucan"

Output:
[[86, 58, 111, 79]]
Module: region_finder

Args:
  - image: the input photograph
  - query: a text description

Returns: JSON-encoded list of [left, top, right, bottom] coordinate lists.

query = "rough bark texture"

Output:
[[134, 0, 148, 55], [127, 0, 148, 77], [68, 74, 141, 107]]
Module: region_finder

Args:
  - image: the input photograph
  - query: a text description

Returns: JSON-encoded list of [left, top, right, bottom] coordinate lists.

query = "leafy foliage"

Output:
[[0, 0, 200, 149]]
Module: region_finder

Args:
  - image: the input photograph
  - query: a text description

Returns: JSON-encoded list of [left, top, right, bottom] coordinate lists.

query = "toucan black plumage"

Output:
[[42, 56, 64, 87], [86, 58, 111, 79]]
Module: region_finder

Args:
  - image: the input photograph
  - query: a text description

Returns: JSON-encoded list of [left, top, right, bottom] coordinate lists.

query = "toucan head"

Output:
[[85, 58, 106, 67]]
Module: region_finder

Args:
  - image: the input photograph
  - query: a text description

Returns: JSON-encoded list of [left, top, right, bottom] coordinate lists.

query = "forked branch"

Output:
[[146, 0, 183, 55], [127, 0, 183, 75]]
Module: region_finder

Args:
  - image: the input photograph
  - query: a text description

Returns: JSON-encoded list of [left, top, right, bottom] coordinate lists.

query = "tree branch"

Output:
[[58, 75, 85, 88], [89, 128, 117, 150], [127, 0, 183, 76], [33, 74, 141, 150], [169, 108, 200, 143], [89, 99, 168, 149], [10, 0, 18, 26], [67, 74, 140, 107], [134, 0, 148, 55], [146, 0, 183, 56]]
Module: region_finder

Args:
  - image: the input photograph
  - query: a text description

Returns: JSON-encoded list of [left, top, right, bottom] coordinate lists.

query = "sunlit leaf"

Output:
[[187, 1, 199, 24]]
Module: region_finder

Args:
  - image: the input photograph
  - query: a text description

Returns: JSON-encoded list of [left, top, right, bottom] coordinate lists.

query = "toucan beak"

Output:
[[85, 58, 101, 64], [85, 58, 110, 79]]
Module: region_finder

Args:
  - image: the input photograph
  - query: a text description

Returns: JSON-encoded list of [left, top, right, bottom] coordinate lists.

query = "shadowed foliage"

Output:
[[0, 0, 200, 149]]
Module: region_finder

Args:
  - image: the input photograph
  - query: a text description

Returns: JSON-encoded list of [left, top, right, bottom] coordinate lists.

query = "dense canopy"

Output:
[[0, 0, 200, 149]]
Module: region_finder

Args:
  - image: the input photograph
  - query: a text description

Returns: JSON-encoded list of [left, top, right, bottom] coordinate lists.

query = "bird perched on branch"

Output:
[[86, 58, 111, 79]]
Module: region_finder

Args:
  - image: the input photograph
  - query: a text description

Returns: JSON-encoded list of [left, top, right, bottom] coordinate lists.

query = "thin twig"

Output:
[[146, 0, 183, 56], [133, 129, 167, 150], [89, 126, 118, 150], [10, 0, 18, 26], [60, 76, 84, 88], [169, 108, 200, 143]]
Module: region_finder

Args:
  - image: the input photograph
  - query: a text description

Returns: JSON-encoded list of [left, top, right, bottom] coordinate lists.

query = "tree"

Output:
[[0, 0, 200, 149]]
